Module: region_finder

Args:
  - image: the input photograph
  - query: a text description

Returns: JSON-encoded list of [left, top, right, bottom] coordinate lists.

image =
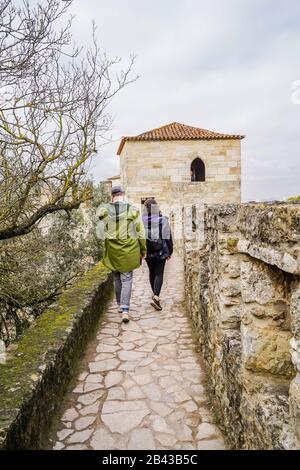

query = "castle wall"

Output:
[[119, 139, 241, 209]]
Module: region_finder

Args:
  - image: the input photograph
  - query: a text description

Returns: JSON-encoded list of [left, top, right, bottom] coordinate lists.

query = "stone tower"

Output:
[[117, 122, 244, 207]]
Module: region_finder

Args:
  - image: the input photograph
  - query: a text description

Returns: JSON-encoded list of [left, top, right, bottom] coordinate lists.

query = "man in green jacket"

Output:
[[98, 185, 146, 323]]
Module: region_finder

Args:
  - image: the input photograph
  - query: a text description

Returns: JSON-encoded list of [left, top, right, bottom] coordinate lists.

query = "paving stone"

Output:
[[150, 402, 173, 417], [77, 372, 88, 381], [134, 373, 153, 385], [66, 429, 93, 444], [156, 433, 178, 448], [151, 416, 175, 435], [186, 416, 200, 427], [196, 423, 221, 440], [122, 378, 137, 389], [172, 390, 191, 403], [120, 342, 136, 350], [102, 409, 150, 434], [118, 350, 147, 361], [73, 383, 84, 394], [79, 401, 101, 416], [177, 424, 193, 442], [61, 408, 79, 422], [90, 428, 115, 450], [121, 332, 145, 342], [182, 400, 198, 412], [197, 439, 226, 450], [121, 321, 142, 332], [57, 429, 73, 441], [138, 357, 155, 367], [142, 383, 162, 401], [128, 428, 156, 450], [101, 328, 119, 336], [74, 415, 96, 431], [102, 400, 149, 414], [65, 444, 88, 450], [105, 370, 124, 388], [136, 341, 157, 352], [89, 358, 120, 373], [94, 353, 115, 361], [127, 386, 145, 400], [85, 373, 103, 384], [97, 337, 119, 345], [49, 254, 226, 450], [84, 383, 104, 393], [107, 386, 126, 400], [118, 361, 139, 371], [53, 442, 65, 450], [77, 390, 104, 405]]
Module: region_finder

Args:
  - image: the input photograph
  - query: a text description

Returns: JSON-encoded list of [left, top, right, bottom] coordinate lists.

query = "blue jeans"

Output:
[[113, 271, 133, 310]]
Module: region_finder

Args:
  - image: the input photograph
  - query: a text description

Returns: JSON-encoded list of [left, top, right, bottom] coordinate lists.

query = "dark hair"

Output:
[[144, 198, 160, 215]]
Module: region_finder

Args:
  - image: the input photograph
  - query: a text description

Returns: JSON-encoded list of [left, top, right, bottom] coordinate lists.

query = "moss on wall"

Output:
[[0, 262, 112, 449]]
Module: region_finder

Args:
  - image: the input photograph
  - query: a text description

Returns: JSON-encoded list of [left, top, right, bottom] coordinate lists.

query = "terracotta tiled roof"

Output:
[[117, 122, 245, 155]]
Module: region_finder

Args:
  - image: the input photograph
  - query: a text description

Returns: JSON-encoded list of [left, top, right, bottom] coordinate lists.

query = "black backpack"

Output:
[[147, 217, 164, 253]]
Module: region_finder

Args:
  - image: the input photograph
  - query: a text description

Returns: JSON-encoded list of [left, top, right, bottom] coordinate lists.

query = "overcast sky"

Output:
[[41, 1, 300, 200]]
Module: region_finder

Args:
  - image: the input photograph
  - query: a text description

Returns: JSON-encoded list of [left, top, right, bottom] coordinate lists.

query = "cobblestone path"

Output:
[[50, 254, 226, 450]]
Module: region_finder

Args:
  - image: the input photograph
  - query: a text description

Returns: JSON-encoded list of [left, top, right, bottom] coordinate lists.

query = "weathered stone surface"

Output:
[[196, 423, 221, 440], [240, 260, 287, 304], [57, 429, 73, 441], [197, 439, 226, 450], [89, 359, 120, 373], [128, 428, 156, 450], [67, 429, 93, 444], [156, 433, 178, 447], [79, 401, 101, 416], [102, 410, 150, 434], [107, 386, 126, 400], [241, 324, 293, 377], [77, 391, 104, 405], [183, 202, 300, 450], [85, 374, 103, 384], [104, 371, 123, 388], [90, 428, 115, 450], [61, 408, 79, 422]]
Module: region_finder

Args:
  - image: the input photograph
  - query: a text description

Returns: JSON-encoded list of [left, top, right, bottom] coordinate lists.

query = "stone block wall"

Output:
[[120, 139, 241, 208], [183, 202, 300, 449]]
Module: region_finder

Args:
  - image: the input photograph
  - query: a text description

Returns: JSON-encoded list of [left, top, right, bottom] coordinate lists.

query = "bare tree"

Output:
[[0, 0, 136, 240], [0, 0, 76, 83]]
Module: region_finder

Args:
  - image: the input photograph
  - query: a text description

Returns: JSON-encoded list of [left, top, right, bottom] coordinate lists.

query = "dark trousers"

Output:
[[146, 258, 166, 297]]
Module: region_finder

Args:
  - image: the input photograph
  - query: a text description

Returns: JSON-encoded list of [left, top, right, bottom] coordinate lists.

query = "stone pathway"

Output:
[[49, 254, 226, 450]]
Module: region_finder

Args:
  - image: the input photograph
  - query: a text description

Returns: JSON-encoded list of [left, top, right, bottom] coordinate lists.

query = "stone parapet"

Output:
[[0, 263, 112, 449], [183, 202, 300, 449]]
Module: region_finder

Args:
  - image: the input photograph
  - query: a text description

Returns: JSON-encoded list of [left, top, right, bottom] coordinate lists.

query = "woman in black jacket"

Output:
[[142, 198, 173, 310]]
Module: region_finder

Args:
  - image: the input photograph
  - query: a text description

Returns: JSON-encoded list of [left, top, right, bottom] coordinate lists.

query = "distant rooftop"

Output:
[[107, 175, 120, 181], [117, 122, 245, 155]]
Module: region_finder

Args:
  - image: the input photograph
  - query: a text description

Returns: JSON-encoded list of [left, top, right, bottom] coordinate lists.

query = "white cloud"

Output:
[[19, 0, 300, 200]]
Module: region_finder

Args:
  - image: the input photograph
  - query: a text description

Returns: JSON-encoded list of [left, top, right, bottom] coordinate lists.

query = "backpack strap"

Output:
[[159, 216, 162, 239]]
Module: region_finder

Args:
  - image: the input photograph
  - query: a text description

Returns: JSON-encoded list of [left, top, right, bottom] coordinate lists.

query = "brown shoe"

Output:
[[151, 296, 162, 311]]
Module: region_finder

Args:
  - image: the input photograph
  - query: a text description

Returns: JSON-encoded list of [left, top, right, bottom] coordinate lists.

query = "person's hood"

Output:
[[105, 202, 139, 221]]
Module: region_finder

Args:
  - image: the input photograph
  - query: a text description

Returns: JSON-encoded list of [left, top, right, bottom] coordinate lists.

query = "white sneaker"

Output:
[[118, 306, 123, 313], [122, 311, 129, 323]]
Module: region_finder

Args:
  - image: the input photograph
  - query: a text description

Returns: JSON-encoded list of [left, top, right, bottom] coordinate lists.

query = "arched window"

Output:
[[190, 158, 205, 182]]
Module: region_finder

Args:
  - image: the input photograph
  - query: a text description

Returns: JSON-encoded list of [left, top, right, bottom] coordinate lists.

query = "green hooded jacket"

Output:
[[98, 202, 147, 273]]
